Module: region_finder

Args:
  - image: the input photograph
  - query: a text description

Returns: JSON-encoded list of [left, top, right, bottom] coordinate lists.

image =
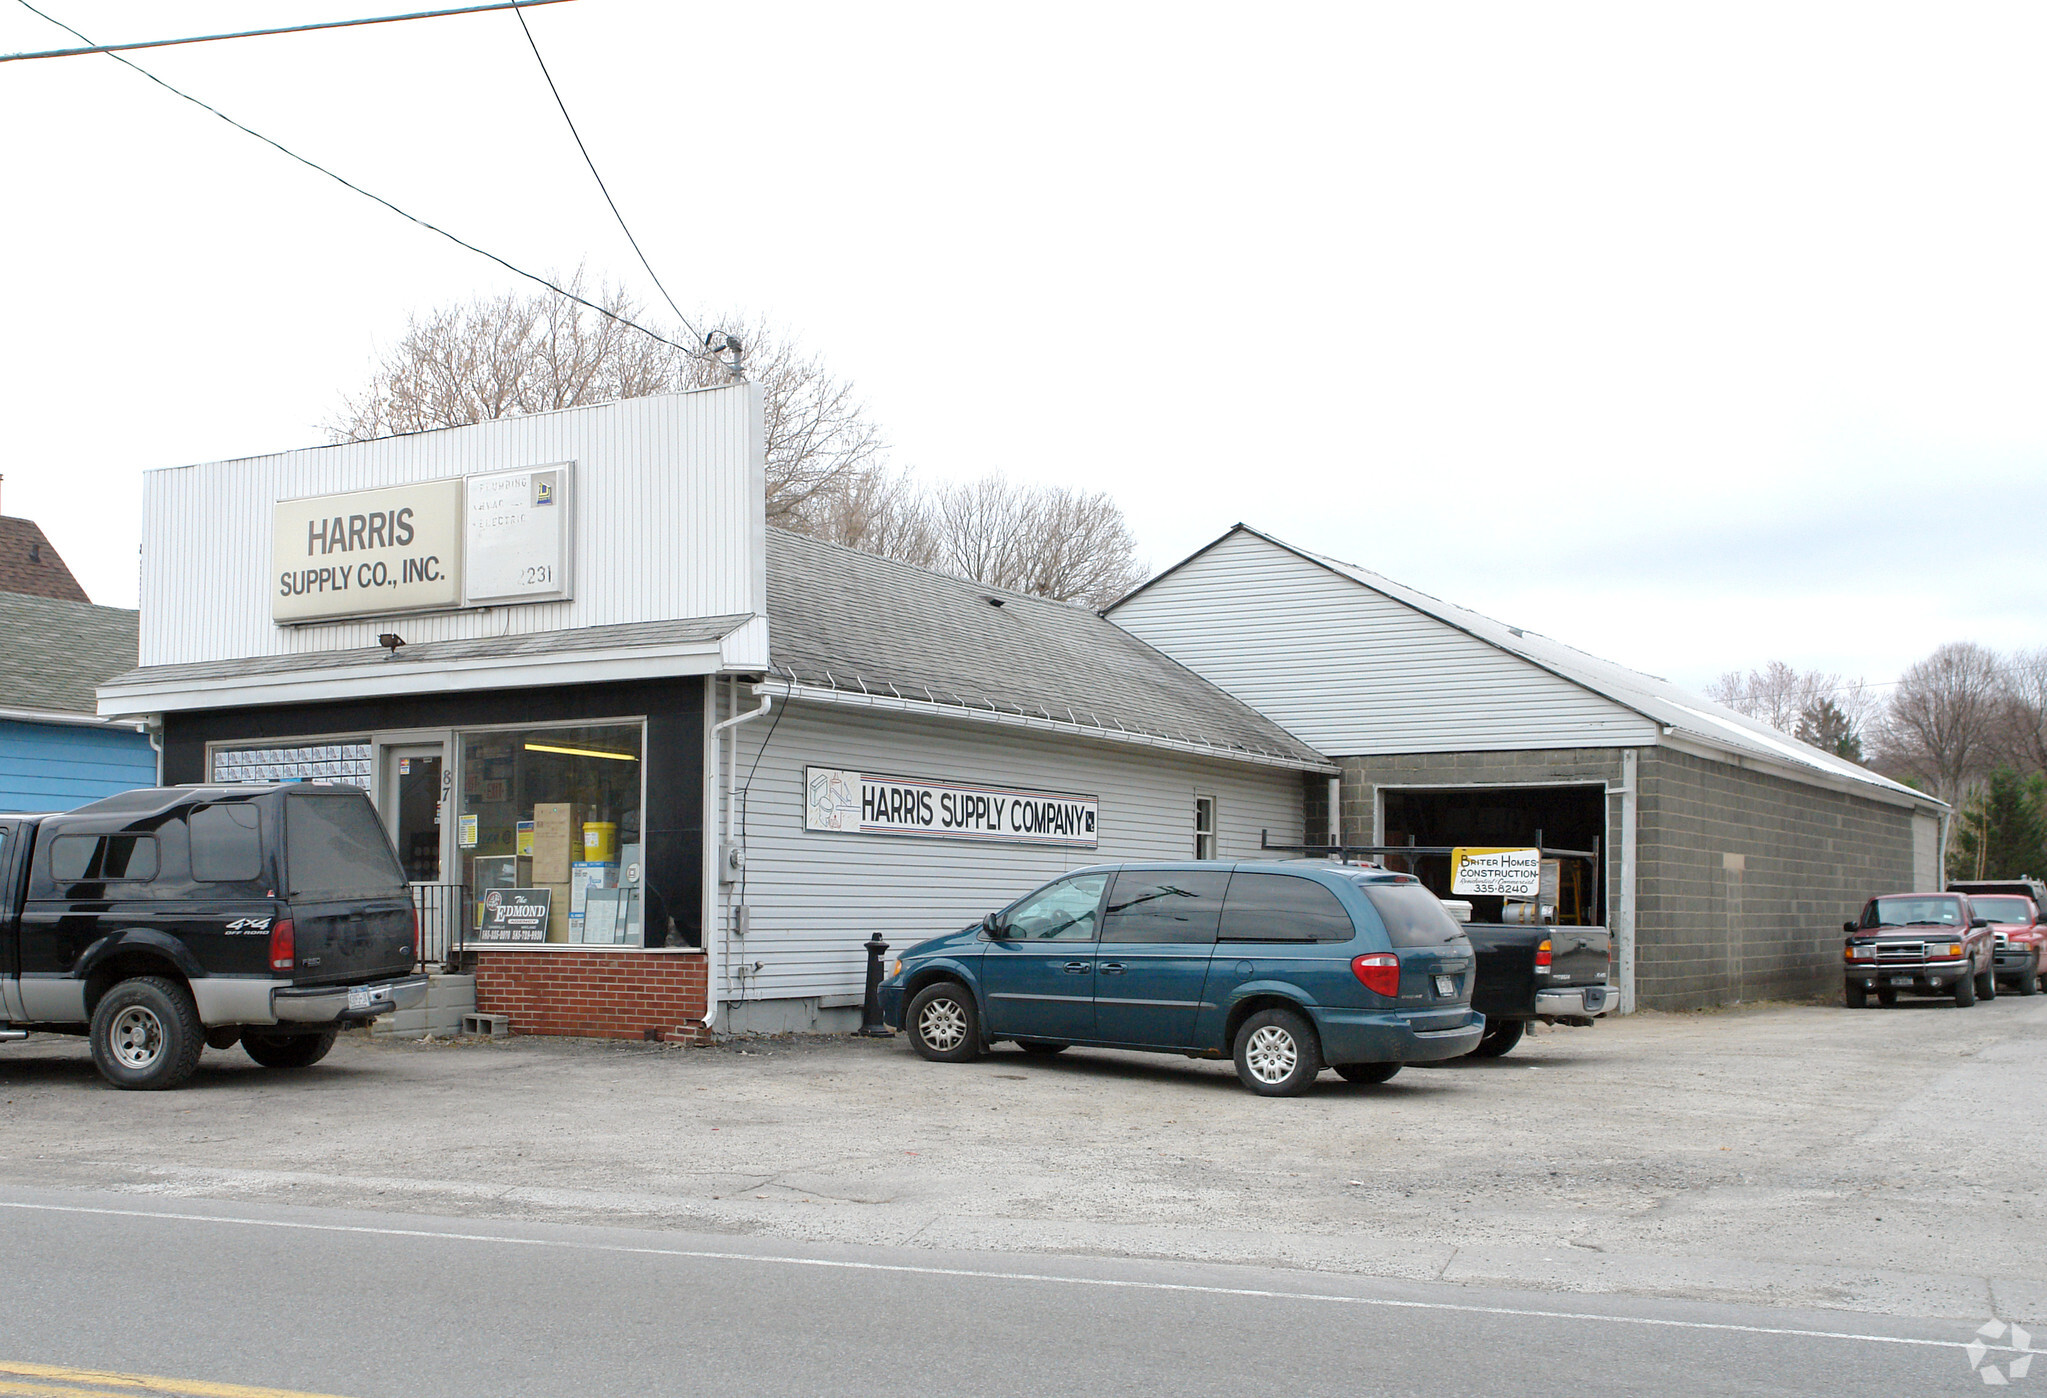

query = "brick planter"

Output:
[[474, 948, 710, 1042]]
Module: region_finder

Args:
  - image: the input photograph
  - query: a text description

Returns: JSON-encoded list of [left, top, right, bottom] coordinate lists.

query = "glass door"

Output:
[[385, 744, 449, 884]]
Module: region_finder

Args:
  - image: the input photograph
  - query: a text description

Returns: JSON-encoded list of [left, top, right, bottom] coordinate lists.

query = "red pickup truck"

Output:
[[1947, 884, 2045, 995], [1842, 891, 2000, 1008]]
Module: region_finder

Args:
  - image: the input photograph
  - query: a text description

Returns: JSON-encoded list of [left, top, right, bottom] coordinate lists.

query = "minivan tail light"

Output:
[[269, 919, 296, 973], [1535, 939, 1553, 969], [1351, 953, 1401, 997]]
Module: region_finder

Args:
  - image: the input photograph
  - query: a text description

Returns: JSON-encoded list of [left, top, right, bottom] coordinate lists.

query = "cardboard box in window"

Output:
[[530, 803, 585, 884], [537, 881, 574, 942]]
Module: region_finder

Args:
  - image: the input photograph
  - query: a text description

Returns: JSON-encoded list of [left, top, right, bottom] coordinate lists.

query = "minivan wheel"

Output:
[[1335, 1062, 1401, 1084], [242, 1029, 338, 1069], [89, 977, 204, 1091], [1469, 1019, 1526, 1058], [1232, 1007, 1322, 1096], [906, 982, 980, 1063]]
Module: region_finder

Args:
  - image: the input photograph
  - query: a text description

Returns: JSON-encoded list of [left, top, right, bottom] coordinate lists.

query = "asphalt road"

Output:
[[0, 1186, 2033, 1398]]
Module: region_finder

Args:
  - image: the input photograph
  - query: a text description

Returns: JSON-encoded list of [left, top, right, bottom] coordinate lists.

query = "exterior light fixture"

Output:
[[377, 633, 405, 653]]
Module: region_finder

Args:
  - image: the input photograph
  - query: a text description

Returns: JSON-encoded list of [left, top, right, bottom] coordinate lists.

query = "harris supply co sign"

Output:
[[805, 767, 1099, 848], [272, 465, 572, 623]]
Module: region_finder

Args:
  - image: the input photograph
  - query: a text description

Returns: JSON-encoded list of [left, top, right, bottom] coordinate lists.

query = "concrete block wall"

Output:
[[371, 974, 477, 1039], [475, 949, 710, 1041], [1636, 747, 1916, 1009]]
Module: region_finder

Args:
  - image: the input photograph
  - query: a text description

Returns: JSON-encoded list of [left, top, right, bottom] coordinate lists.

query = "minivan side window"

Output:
[[1358, 883, 1467, 948], [1216, 873, 1355, 943], [191, 804, 262, 882], [49, 833, 159, 883], [1101, 870, 1231, 944], [1005, 873, 1109, 941]]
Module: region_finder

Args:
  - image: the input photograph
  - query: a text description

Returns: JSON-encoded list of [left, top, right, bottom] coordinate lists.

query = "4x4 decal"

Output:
[[224, 918, 272, 933]]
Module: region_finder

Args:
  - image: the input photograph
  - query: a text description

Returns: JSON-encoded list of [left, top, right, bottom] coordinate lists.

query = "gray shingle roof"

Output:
[[0, 592, 140, 715], [766, 528, 1328, 769], [99, 616, 751, 690]]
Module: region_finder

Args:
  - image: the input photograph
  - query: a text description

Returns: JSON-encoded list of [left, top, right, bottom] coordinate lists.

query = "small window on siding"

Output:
[[1194, 796, 1217, 860]]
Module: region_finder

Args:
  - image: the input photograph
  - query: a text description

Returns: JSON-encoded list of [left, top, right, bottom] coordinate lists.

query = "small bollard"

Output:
[[858, 931, 893, 1037]]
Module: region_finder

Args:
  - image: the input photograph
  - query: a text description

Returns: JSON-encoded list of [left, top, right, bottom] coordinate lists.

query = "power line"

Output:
[[512, 5, 704, 348], [1, 0, 575, 64], [14, 0, 703, 360]]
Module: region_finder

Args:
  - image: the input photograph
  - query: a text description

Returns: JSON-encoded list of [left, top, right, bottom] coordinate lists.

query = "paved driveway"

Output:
[[3, 995, 2042, 1322]]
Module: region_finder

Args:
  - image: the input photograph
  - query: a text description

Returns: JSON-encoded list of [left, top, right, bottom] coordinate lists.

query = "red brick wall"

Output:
[[475, 949, 709, 1041]]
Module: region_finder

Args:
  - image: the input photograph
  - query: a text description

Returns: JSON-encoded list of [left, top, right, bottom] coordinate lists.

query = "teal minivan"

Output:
[[878, 861, 1482, 1096]]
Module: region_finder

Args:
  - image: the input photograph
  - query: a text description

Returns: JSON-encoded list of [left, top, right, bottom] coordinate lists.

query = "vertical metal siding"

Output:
[[715, 701, 1307, 1006], [1111, 530, 1658, 755], [138, 388, 763, 667]]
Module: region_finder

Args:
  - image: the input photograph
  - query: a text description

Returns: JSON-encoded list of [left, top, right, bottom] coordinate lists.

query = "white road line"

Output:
[[1, 1199, 2034, 1357]]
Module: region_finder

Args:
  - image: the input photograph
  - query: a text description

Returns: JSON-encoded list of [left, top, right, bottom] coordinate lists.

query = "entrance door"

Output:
[[385, 745, 448, 884]]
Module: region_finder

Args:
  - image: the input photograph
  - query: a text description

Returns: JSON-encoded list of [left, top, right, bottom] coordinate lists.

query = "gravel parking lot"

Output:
[[2, 995, 2042, 1322]]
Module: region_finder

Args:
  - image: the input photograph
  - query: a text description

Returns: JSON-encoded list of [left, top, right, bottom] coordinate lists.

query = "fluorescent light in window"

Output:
[[523, 742, 640, 762]]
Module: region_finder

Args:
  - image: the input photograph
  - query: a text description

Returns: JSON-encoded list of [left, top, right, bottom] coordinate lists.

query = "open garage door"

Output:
[[1381, 784, 1606, 925]]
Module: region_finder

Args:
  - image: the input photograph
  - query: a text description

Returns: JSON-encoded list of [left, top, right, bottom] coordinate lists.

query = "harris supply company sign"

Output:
[[271, 465, 572, 624], [805, 767, 1099, 848]]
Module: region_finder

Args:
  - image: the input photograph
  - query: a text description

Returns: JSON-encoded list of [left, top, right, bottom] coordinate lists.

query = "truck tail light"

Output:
[[269, 919, 296, 973], [1535, 939, 1553, 969], [409, 907, 420, 963], [1351, 953, 1401, 997]]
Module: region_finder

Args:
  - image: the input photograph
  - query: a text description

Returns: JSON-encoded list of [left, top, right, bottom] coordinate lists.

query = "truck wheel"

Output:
[[1232, 1007, 1323, 1096], [1976, 963, 1997, 1001], [89, 977, 204, 1091], [1877, 988, 1898, 1006], [1844, 984, 1867, 1009], [1954, 971, 1976, 1007], [1335, 1062, 1401, 1084], [1469, 1019, 1526, 1057], [905, 982, 980, 1063], [242, 1029, 338, 1069], [2021, 956, 2041, 995]]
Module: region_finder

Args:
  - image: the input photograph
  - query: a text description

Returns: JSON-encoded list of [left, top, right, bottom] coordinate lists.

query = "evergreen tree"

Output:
[[1948, 767, 2047, 881], [1795, 697, 1864, 763]]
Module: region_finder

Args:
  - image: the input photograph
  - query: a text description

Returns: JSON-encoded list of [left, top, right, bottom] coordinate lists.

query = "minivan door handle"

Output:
[[1062, 961, 1091, 974], [1098, 962, 1126, 975]]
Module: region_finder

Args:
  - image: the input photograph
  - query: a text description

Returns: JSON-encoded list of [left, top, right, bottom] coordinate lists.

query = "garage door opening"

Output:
[[1380, 784, 1606, 925]]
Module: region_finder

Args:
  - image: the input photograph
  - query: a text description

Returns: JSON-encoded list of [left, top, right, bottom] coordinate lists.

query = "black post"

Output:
[[858, 932, 893, 1037]]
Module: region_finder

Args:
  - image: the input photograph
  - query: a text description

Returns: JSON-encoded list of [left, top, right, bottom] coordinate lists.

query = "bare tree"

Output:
[[927, 475, 1146, 609], [1996, 646, 2047, 776], [1873, 642, 2010, 803], [1707, 661, 1808, 732], [327, 279, 884, 523], [1707, 661, 1880, 752], [785, 465, 939, 568]]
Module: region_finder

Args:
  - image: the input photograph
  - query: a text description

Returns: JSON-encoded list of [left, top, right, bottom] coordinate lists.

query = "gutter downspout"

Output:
[[147, 716, 165, 786], [1616, 749, 1639, 1015], [702, 681, 772, 1035], [1327, 775, 1341, 848]]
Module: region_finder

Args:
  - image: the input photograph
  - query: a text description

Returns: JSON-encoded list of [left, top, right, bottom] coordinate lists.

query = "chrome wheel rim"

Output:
[[1245, 1024, 1297, 1083], [110, 1005, 165, 1070], [917, 997, 968, 1051]]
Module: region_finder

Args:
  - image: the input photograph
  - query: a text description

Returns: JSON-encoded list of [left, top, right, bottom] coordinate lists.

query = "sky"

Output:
[[2, 1, 2043, 697]]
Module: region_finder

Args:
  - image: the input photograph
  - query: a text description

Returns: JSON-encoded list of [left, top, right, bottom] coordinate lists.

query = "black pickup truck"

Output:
[[0, 783, 427, 1089], [1460, 922, 1615, 1056]]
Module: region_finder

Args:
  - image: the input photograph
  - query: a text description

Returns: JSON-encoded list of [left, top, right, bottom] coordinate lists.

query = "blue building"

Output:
[[0, 517, 155, 812]]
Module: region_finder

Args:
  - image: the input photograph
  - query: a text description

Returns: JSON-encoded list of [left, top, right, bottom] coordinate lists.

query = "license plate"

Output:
[[1889, 976, 1913, 987], [347, 987, 373, 1010], [1433, 975, 1456, 997]]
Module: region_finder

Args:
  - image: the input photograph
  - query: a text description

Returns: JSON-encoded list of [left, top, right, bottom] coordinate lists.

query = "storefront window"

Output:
[[458, 723, 646, 947]]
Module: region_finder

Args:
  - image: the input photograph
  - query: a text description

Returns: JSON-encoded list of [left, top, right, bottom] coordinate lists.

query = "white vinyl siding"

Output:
[[1111, 530, 1657, 756], [137, 387, 766, 669], [715, 699, 1305, 1006]]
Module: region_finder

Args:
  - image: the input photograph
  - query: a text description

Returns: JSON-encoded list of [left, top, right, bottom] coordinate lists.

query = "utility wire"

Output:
[[1, 0, 574, 63], [14, 0, 702, 360], [512, 5, 704, 348]]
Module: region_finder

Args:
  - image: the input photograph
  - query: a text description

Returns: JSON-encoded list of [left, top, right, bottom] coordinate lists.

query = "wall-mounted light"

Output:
[[378, 633, 405, 654], [524, 742, 639, 762]]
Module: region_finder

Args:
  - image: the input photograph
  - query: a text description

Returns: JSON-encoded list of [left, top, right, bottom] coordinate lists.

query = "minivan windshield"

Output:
[[1358, 882, 1468, 947], [286, 792, 406, 894]]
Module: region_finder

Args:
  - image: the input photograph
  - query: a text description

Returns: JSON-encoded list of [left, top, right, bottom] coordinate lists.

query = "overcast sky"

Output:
[[3, 1, 2042, 695]]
